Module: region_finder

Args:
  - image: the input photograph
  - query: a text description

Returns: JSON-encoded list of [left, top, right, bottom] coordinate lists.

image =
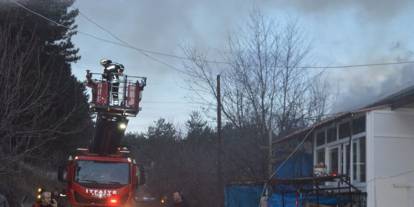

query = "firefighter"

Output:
[[33, 191, 57, 207], [86, 70, 98, 103], [101, 59, 124, 82], [100, 59, 124, 104], [100, 59, 113, 81]]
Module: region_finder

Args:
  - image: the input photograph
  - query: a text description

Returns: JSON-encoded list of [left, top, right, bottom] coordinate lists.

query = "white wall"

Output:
[[367, 109, 414, 207]]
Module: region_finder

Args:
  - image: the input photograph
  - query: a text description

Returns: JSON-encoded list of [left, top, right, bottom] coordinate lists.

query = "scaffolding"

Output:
[[268, 175, 366, 207]]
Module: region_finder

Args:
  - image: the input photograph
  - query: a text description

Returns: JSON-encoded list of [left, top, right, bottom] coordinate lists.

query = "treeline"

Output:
[[0, 0, 92, 205], [123, 112, 267, 207], [125, 11, 330, 207]]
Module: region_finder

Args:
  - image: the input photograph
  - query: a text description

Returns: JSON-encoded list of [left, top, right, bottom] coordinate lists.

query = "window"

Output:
[[341, 148, 344, 174], [327, 127, 337, 143], [316, 131, 325, 146], [345, 144, 350, 175], [339, 122, 351, 139], [353, 116, 365, 134], [316, 148, 325, 164], [352, 137, 366, 182], [353, 142, 357, 180], [360, 138, 366, 182], [75, 160, 130, 185], [329, 147, 339, 174]]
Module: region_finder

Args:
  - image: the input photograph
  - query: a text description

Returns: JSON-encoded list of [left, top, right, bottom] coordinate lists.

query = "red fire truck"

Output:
[[58, 67, 147, 207], [58, 147, 145, 207]]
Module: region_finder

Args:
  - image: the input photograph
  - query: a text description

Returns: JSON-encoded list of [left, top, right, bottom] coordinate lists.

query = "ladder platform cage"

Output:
[[85, 72, 147, 117]]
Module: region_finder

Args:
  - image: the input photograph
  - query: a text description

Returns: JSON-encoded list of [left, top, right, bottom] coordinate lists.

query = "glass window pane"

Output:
[[75, 161, 130, 185], [339, 122, 351, 139], [327, 127, 337, 143], [317, 148, 325, 164], [360, 137, 366, 182], [353, 142, 357, 180], [329, 148, 339, 175], [346, 144, 350, 176], [341, 145, 345, 174], [316, 131, 325, 146], [353, 116, 366, 134]]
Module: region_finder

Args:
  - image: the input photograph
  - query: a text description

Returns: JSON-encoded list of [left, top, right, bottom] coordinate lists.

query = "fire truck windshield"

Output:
[[75, 160, 130, 185]]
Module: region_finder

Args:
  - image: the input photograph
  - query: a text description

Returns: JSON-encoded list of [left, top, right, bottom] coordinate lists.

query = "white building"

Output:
[[274, 86, 414, 207]]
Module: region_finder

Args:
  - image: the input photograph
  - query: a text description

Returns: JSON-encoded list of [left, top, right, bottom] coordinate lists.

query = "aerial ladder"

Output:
[[57, 60, 147, 207], [85, 64, 146, 155]]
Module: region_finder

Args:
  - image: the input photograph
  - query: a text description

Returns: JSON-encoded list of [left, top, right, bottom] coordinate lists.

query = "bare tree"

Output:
[[0, 25, 87, 175], [183, 11, 329, 179]]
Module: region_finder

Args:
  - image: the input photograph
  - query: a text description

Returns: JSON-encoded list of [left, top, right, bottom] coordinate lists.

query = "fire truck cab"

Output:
[[58, 148, 145, 207]]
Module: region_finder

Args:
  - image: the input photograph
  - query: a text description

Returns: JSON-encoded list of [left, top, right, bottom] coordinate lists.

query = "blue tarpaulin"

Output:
[[225, 185, 263, 207], [275, 151, 313, 179], [225, 151, 314, 207]]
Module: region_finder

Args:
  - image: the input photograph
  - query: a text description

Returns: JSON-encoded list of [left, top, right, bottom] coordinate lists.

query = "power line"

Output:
[[10, 0, 188, 73], [11, 0, 414, 70], [143, 101, 213, 106], [77, 10, 187, 74], [11, 0, 222, 71], [300, 60, 414, 69], [258, 125, 316, 207], [10, 0, 132, 48], [78, 11, 227, 65], [75, 11, 414, 70]]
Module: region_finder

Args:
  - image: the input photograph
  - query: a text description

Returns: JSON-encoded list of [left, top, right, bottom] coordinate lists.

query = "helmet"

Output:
[[118, 64, 125, 73], [100, 59, 112, 67]]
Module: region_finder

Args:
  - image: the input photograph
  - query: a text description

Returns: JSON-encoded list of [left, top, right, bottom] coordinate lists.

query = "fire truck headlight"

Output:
[[108, 197, 119, 205], [118, 123, 127, 130]]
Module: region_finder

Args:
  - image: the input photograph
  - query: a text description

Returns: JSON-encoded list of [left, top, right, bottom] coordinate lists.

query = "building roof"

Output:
[[274, 84, 414, 144], [365, 84, 414, 109]]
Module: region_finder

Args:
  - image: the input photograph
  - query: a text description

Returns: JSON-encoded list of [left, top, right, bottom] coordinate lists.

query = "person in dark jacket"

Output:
[[100, 59, 124, 104], [169, 191, 189, 207], [32, 192, 57, 207]]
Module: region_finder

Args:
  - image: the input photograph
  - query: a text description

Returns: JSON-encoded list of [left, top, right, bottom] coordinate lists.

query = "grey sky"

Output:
[[70, 0, 414, 132]]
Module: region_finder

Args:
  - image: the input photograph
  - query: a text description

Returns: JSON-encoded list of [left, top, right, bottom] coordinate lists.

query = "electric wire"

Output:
[[10, 0, 222, 70], [77, 10, 187, 73], [11, 0, 414, 70], [78, 11, 228, 65], [258, 125, 317, 206]]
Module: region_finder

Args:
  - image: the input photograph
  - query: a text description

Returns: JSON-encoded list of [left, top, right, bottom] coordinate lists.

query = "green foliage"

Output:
[[186, 111, 214, 141], [147, 118, 177, 140], [0, 1, 91, 202], [122, 112, 271, 207]]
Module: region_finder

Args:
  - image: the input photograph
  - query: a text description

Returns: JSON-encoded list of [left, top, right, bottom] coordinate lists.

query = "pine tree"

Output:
[[0, 0, 91, 172]]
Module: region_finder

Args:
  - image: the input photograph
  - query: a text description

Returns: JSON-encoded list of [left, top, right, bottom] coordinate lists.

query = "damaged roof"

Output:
[[274, 84, 414, 144]]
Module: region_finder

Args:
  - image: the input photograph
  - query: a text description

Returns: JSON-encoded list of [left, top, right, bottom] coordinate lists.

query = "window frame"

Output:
[[313, 115, 367, 185], [327, 146, 340, 175], [351, 135, 366, 183]]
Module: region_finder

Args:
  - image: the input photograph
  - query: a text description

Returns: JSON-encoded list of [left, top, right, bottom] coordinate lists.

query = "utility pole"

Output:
[[217, 74, 223, 207]]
